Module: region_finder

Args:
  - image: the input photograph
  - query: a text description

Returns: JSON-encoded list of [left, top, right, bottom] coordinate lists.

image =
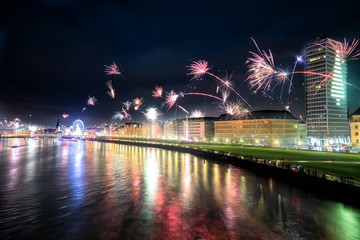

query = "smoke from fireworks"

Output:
[[190, 110, 205, 118], [122, 101, 132, 111], [62, 113, 69, 119], [112, 111, 124, 120], [144, 107, 160, 122], [104, 62, 121, 75], [106, 80, 116, 98], [152, 85, 163, 98], [87, 96, 97, 106]]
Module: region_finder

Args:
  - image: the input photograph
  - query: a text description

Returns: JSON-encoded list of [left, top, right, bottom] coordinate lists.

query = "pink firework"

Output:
[[184, 92, 222, 101], [87, 96, 97, 106], [177, 105, 189, 114], [221, 90, 230, 103], [106, 80, 116, 98], [164, 90, 180, 110], [62, 113, 69, 119], [327, 38, 360, 62], [187, 60, 210, 79], [188, 60, 251, 107], [121, 108, 131, 119], [104, 62, 121, 75], [246, 37, 289, 98], [152, 85, 163, 98]]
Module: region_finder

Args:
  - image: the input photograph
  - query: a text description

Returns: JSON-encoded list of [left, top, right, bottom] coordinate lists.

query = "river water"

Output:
[[0, 138, 359, 239]]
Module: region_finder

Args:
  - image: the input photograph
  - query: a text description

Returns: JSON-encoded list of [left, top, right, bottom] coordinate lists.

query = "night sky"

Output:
[[1, 0, 360, 127]]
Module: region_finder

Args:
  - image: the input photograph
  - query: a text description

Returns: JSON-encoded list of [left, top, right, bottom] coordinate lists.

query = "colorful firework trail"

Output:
[[112, 111, 124, 120], [104, 62, 121, 75], [187, 60, 210, 79], [106, 80, 116, 98], [121, 108, 131, 119], [187, 60, 251, 107], [87, 96, 97, 106], [184, 92, 223, 101], [163, 90, 224, 111], [62, 113, 69, 119], [177, 105, 189, 114], [152, 85, 163, 98]]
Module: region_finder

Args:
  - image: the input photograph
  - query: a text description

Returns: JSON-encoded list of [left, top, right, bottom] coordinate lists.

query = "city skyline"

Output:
[[1, 1, 360, 126]]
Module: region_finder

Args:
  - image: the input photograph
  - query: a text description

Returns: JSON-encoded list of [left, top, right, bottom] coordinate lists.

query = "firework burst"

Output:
[[188, 60, 251, 107], [144, 107, 161, 123], [62, 113, 69, 119], [187, 60, 210, 79], [104, 62, 121, 75], [164, 90, 180, 110], [82, 107, 86, 112], [133, 97, 143, 110], [327, 38, 360, 62], [87, 96, 97, 106], [220, 101, 250, 120], [152, 85, 163, 98], [246, 37, 289, 96], [106, 80, 116, 98], [112, 111, 124, 121], [122, 101, 132, 111]]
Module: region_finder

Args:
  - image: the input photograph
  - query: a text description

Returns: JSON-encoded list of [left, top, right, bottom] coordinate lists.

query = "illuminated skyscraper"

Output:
[[305, 37, 350, 145]]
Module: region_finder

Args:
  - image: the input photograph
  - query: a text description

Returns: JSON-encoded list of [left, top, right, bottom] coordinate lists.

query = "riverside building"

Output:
[[214, 110, 301, 147], [305, 36, 350, 145]]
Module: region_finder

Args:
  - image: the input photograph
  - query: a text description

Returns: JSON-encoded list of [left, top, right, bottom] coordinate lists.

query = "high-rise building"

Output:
[[305, 37, 350, 145]]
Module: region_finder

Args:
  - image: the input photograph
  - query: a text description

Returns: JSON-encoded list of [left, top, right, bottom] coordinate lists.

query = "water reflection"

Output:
[[0, 138, 360, 239]]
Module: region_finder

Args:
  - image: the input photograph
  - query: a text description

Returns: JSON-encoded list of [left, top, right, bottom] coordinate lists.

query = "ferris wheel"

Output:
[[73, 119, 85, 135]]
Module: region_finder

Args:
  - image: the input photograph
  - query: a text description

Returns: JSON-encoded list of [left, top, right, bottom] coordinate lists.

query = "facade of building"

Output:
[[173, 117, 216, 140], [215, 110, 300, 146], [350, 108, 360, 148], [163, 121, 177, 139], [305, 37, 350, 145]]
